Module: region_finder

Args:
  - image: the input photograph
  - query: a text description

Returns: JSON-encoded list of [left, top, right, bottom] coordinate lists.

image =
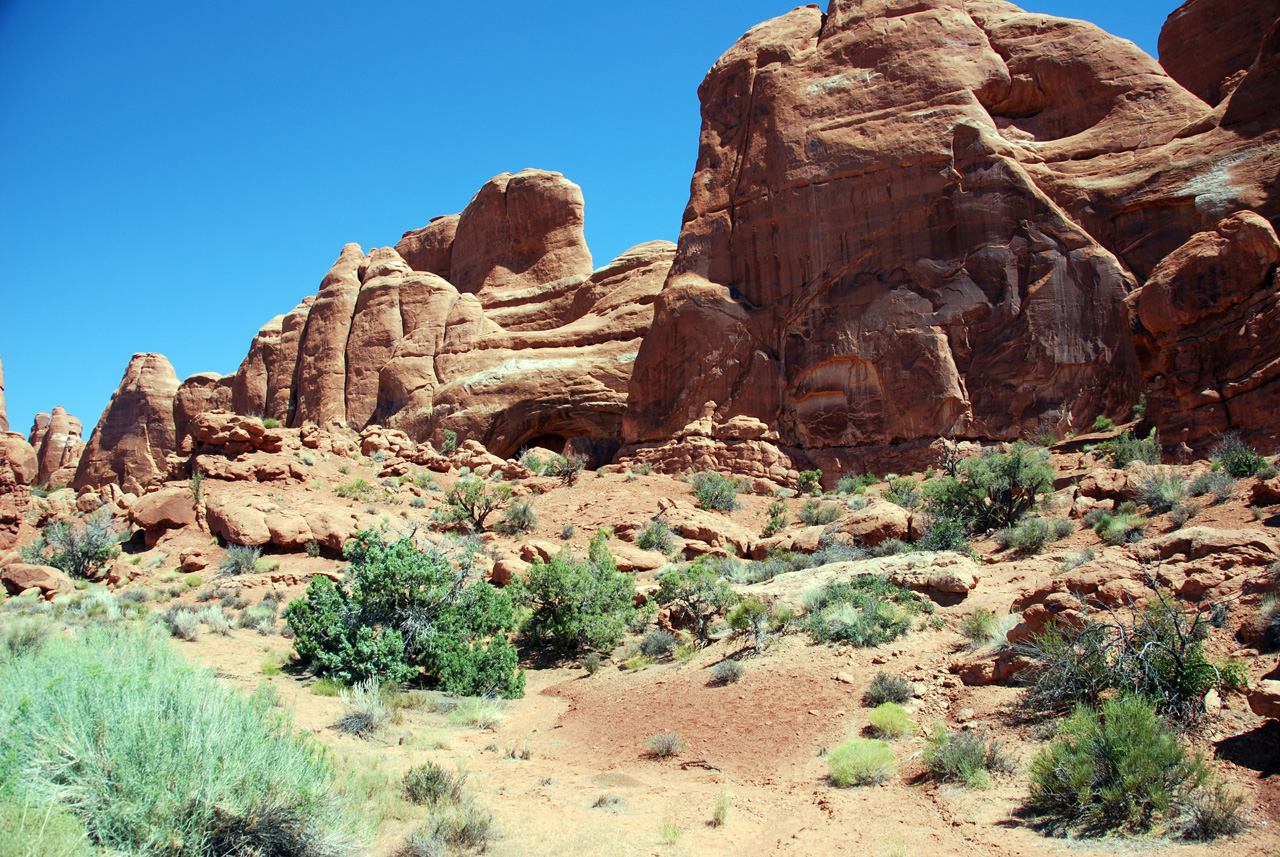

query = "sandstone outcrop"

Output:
[[1, 562, 74, 598], [1159, 0, 1280, 105], [0, 356, 7, 433], [74, 354, 180, 495], [0, 432, 36, 550], [27, 407, 85, 487], [1128, 212, 1280, 450]]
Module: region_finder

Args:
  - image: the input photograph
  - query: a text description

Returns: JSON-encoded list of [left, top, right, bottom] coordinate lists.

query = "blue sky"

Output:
[[0, 1, 1181, 438]]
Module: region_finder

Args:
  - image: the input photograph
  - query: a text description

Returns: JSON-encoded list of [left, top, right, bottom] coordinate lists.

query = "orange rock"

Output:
[[1, 562, 74, 597], [130, 487, 196, 531], [74, 353, 180, 495]]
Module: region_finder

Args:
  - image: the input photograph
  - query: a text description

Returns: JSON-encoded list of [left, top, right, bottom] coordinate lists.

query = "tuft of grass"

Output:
[[1136, 467, 1188, 514], [219, 544, 262, 577], [402, 761, 466, 806], [867, 703, 914, 740], [638, 519, 676, 553], [497, 498, 537, 535], [645, 731, 686, 759], [688, 472, 741, 512], [625, 655, 654, 671], [446, 696, 506, 730], [582, 652, 602, 675], [335, 679, 388, 738], [709, 786, 730, 827], [864, 672, 915, 706], [711, 659, 746, 684], [958, 608, 998, 645], [673, 642, 699, 662], [1090, 510, 1146, 545], [798, 499, 841, 526], [560, 522, 576, 540], [641, 629, 677, 657], [5, 618, 52, 659], [0, 626, 352, 855], [0, 799, 94, 857], [1189, 470, 1239, 504], [828, 738, 896, 786], [1092, 416, 1115, 432], [923, 725, 1009, 788], [1211, 433, 1273, 478], [311, 677, 345, 697]]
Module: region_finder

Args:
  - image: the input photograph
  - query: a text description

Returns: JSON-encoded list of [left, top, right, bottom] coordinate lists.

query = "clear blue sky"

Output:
[[0, 0, 1181, 438]]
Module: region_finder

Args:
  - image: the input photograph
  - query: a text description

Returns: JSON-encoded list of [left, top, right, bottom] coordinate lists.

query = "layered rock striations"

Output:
[[624, 0, 1280, 473], [73, 354, 180, 495], [27, 407, 85, 487]]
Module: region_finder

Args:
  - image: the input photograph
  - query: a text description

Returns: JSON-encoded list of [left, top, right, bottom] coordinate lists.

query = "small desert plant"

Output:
[[867, 703, 914, 740], [884, 478, 922, 510], [689, 471, 742, 512], [1089, 509, 1146, 545], [549, 453, 587, 486], [5, 618, 51, 659], [335, 678, 389, 738], [1026, 696, 1216, 836], [305, 539, 322, 557], [864, 671, 916, 706], [20, 510, 123, 579], [1092, 416, 1115, 432], [638, 518, 675, 553], [641, 628, 677, 657], [517, 531, 636, 653], [219, 544, 262, 576], [762, 500, 788, 537], [917, 514, 969, 552], [446, 696, 506, 730], [1057, 546, 1097, 572], [625, 654, 654, 671], [654, 561, 739, 642], [166, 608, 201, 641], [200, 606, 232, 635], [837, 473, 878, 495], [802, 576, 926, 647], [261, 417, 280, 429], [1099, 429, 1160, 468], [798, 499, 841, 526], [710, 786, 730, 827], [797, 469, 822, 495], [311, 677, 344, 697], [560, 522, 576, 540], [828, 738, 896, 786], [923, 725, 1009, 787], [582, 652, 601, 675], [994, 518, 1071, 555], [959, 608, 998, 645], [711, 659, 746, 684], [431, 476, 513, 532], [1211, 432, 1273, 478], [403, 760, 466, 806], [645, 730, 686, 758], [497, 498, 537, 535], [1136, 467, 1188, 514], [1190, 469, 1239, 503], [440, 429, 458, 456]]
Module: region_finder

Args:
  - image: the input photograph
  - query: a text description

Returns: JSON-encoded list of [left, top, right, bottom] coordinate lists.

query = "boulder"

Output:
[[173, 372, 233, 444], [129, 487, 197, 530], [490, 556, 530, 587], [743, 551, 979, 613], [1248, 680, 1280, 719], [831, 501, 912, 548], [74, 353, 180, 495], [1, 563, 74, 597]]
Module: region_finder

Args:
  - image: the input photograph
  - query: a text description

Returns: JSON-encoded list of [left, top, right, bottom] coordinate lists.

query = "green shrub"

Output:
[[994, 518, 1070, 555], [1189, 470, 1238, 503], [440, 429, 458, 456], [560, 522, 576, 540], [1211, 433, 1272, 478], [798, 469, 822, 495], [516, 530, 636, 653], [762, 500, 788, 537], [431, 476, 513, 532], [828, 739, 895, 786], [1091, 510, 1146, 545], [802, 576, 927, 647], [1018, 592, 1222, 725], [922, 441, 1053, 533], [0, 626, 351, 856], [688, 472, 742, 512], [1026, 696, 1211, 836], [645, 731, 686, 758], [959, 608, 998, 645], [402, 760, 466, 806], [262, 417, 280, 429], [836, 473, 878, 495], [550, 453, 586, 486], [496, 498, 537, 535], [917, 514, 968, 551], [335, 477, 377, 500], [711, 659, 746, 684], [798, 498, 841, 526], [654, 560, 739, 642], [1136, 467, 1188, 514], [19, 510, 123, 579], [641, 628, 676, 657], [334, 678, 388, 738], [726, 596, 771, 649], [1099, 429, 1160, 468], [638, 518, 675, 553], [923, 725, 1008, 788], [1092, 416, 1116, 432], [884, 478, 921, 510], [864, 671, 915, 706], [5, 618, 52, 659], [285, 529, 524, 697], [867, 703, 914, 739], [582, 652, 601, 675]]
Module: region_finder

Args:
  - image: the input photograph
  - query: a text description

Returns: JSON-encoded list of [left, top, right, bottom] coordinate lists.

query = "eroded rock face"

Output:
[[1159, 0, 1280, 105], [0, 356, 7, 433], [74, 353, 180, 495], [28, 407, 85, 487], [1128, 212, 1280, 450], [625, 1, 1143, 468]]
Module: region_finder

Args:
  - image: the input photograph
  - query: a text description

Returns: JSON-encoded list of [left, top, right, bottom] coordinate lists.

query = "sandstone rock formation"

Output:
[[27, 407, 85, 487], [74, 354, 180, 495], [0, 356, 7, 433], [1159, 0, 1280, 104], [1128, 212, 1280, 449], [622, 0, 1280, 472]]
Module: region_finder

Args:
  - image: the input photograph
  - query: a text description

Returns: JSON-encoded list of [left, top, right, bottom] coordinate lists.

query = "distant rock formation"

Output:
[[74, 354, 180, 495], [27, 407, 85, 487], [0, 356, 7, 434]]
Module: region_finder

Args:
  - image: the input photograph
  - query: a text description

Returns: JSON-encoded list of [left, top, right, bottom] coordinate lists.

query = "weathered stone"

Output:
[[130, 487, 196, 530], [74, 353, 180, 495], [1, 563, 74, 596]]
